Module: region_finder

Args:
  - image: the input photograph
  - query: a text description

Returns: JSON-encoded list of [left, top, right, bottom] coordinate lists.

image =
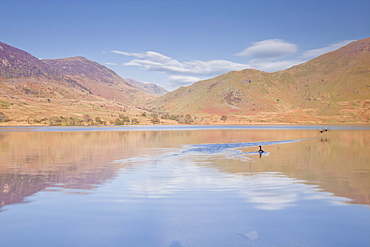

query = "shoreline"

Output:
[[1, 123, 369, 132]]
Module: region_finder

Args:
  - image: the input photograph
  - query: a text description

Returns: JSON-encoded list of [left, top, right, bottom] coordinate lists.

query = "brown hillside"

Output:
[[145, 38, 370, 124], [0, 42, 158, 125], [43, 57, 154, 104]]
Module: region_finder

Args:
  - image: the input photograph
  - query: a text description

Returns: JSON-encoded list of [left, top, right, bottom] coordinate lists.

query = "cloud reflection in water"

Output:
[[115, 138, 350, 211]]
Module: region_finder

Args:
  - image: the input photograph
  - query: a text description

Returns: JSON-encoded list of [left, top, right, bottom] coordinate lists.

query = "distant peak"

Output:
[[42, 56, 87, 61], [62, 56, 88, 61]]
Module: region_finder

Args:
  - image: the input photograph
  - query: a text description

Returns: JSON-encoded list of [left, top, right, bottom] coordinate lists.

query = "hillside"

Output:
[[144, 38, 370, 124], [0, 42, 159, 125], [0, 42, 60, 79], [43, 57, 154, 104]]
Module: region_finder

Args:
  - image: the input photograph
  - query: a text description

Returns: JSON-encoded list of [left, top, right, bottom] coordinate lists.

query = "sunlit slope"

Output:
[[274, 37, 370, 115], [145, 38, 370, 123], [0, 41, 157, 124], [146, 69, 291, 114]]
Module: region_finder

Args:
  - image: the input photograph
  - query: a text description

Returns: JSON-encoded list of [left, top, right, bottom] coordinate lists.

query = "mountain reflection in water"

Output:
[[0, 126, 369, 246], [0, 127, 369, 209]]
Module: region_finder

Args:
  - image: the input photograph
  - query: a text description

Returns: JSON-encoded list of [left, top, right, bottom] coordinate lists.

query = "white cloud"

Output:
[[235, 39, 353, 72], [235, 39, 300, 72], [112, 50, 148, 58], [301, 40, 354, 59], [166, 75, 202, 89], [249, 59, 304, 72], [112, 50, 250, 76], [105, 62, 117, 65], [236, 39, 297, 60], [168, 75, 201, 85]]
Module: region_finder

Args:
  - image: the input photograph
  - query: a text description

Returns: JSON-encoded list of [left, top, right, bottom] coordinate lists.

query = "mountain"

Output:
[[124, 78, 168, 96], [0, 41, 157, 125], [0, 42, 94, 104], [1, 39, 369, 125], [144, 38, 370, 124], [43, 57, 154, 104], [0, 41, 154, 103], [0, 42, 60, 79]]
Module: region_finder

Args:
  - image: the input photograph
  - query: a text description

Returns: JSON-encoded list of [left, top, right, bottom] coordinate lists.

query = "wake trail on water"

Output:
[[163, 138, 311, 158], [115, 138, 312, 164]]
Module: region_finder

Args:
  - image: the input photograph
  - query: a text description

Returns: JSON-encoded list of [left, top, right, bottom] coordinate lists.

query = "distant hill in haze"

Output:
[[124, 78, 168, 96], [144, 38, 370, 124], [0, 41, 160, 125]]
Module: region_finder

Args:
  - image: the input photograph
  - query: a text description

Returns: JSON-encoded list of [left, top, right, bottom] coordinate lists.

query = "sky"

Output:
[[1, 0, 369, 90]]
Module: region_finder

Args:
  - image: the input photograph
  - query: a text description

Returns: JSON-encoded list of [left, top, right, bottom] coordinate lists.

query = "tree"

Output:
[[221, 115, 227, 122], [123, 116, 130, 123], [184, 114, 194, 124], [131, 118, 139, 124], [95, 117, 103, 124], [114, 118, 124, 125], [161, 113, 170, 119], [0, 112, 10, 122], [49, 116, 62, 126], [83, 114, 92, 123], [119, 114, 130, 123], [151, 114, 160, 124], [177, 114, 194, 124]]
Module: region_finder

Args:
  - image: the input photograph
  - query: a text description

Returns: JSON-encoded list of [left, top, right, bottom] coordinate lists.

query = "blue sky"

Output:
[[1, 0, 369, 90]]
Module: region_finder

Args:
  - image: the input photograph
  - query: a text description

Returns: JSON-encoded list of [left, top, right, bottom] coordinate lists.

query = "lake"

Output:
[[0, 125, 369, 247]]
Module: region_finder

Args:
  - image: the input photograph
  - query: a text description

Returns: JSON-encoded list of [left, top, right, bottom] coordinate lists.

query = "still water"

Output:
[[0, 126, 369, 247]]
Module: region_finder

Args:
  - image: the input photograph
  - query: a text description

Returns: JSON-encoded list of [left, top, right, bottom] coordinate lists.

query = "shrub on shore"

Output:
[[0, 112, 10, 122]]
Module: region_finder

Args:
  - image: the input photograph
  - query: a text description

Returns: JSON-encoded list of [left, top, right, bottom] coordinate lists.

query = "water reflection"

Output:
[[116, 155, 351, 210], [0, 130, 149, 208], [113, 128, 370, 207], [0, 127, 369, 210], [0, 127, 369, 246]]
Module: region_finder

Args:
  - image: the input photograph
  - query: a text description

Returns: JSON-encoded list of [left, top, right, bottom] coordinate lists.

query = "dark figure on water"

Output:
[[258, 145, 264, 153]]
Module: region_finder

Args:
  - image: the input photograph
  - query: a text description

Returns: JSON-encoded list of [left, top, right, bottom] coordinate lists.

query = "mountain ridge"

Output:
[[0, 41, 161, 125], [0, 41, 61, 79], [144, 38, 370, 124]]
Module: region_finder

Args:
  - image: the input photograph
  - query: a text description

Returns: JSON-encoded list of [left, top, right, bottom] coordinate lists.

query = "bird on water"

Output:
[[258, 145, 264, 153]]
